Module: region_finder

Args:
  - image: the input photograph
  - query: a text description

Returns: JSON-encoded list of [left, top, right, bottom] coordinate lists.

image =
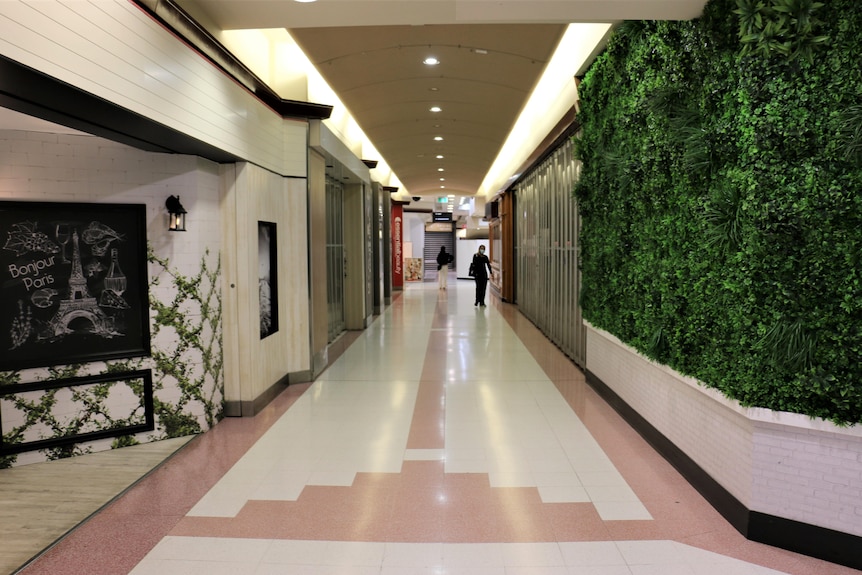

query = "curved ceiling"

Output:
[[290, 24, 566, 197], [178, 0, 706, 201]]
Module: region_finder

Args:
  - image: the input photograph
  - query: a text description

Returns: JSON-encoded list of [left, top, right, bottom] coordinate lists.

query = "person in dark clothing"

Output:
[[436, 245, 454, 290], [471, 244, 492, 306]]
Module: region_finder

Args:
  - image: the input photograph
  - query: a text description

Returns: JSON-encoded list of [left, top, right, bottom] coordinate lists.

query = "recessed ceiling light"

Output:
[[440, 185, 446, 189], [439, 178, 445, 181], [436, 155, 444, 159], [423, 57, 439, 66], [294, 0, 317, 3], [438, 168, 445, 172], [429, 87, 439, 92], [430, 106, 442, 113], [434, 136, 443, 141]]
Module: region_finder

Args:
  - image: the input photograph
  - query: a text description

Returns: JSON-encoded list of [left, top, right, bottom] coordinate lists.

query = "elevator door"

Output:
[[326, 176, 345, 342]]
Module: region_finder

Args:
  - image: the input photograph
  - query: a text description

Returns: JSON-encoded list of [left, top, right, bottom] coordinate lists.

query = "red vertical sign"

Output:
[[391, 202, 403, 289]]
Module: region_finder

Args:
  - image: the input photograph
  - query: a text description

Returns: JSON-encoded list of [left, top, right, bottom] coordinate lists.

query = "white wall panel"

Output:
[[0, 0, 297, 176], [221, 162, 310, 412], [585, 323, 862, 537]]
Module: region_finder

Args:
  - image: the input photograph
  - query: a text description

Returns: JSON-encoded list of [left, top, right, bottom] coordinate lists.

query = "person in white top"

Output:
[[436, 246, 453, 290]]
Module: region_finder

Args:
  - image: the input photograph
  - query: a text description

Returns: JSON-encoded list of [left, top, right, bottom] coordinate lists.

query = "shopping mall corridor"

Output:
[[15, 278, 858, 574]]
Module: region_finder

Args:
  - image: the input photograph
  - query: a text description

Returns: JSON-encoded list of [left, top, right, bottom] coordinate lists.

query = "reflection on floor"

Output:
[[15, 280, 859, 575]]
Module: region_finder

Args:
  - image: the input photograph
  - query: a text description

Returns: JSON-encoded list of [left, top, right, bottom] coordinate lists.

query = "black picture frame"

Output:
[[0, 201, 151, 371], [0, 369, 155, 456], [258, 221, 278, 339]]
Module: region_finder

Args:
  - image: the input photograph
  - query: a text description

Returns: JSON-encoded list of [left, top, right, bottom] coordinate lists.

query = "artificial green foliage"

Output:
[[734, 0, 829, 62], [575, 0, 862, 424], [0, 372, 21, 467], [147, 247, 224, 435], [839, 104, 862, 165]]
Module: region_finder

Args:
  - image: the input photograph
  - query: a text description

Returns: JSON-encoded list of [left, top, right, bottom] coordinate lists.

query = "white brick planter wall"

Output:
[[585, 323, 862, 540]]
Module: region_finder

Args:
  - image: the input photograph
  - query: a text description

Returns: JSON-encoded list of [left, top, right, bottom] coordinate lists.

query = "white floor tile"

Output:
[[505, 567, 570, 575], [442, 542, 505, 567], [593, 500, 654, 520], [533, 471, 582, 487], [262, 539, 330, 564], [445, 459, 490, 473], [323, 541, 386, 566], [615, 540, 687, 566], [382, 542, 444, 567], [567, 567, 636, 575], [141, 536, 271, 563], [628, 565, 696, 575], [306, 470, 357, 486], [131, 559, 263, 575], [489, 471, 535, 487], [537, 483, 591, 503], [559, 541, 627, 566], [404, 448, 445, 461], [500, 542, 565, 567], [584, 485, 642, 502]]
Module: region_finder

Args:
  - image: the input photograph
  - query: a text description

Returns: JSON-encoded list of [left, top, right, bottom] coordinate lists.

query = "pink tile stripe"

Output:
[[406, 301, 451, 450]]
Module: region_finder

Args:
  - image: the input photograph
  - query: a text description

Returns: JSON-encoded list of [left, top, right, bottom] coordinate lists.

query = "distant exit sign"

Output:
[[437, 197, 448, 203]]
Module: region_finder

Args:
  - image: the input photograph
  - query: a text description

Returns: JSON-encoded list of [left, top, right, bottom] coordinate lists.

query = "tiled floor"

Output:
[[17, 278, 860, 574]]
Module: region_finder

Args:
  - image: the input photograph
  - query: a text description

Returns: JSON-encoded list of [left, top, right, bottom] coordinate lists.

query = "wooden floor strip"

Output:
[[0, 436, 191, 575]]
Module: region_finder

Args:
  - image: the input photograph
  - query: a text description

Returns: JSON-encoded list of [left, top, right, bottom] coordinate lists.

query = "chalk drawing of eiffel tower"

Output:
[[46, 229, 114, 339]]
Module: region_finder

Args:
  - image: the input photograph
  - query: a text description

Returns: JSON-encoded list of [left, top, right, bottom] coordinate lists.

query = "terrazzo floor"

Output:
[[17, 278, 859, 575]]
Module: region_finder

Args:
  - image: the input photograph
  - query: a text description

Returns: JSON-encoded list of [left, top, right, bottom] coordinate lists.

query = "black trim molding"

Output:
[[0, 370, 155, 456], [584, 369, 862, 571], [0, 54, 242, 163]]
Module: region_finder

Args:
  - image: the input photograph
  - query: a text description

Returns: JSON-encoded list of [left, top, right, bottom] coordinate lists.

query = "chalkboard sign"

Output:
[[0, 201, 151, 371]]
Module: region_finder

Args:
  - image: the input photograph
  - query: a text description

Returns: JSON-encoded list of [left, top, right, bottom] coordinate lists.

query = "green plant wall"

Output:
[[575, 0, 862, 424]]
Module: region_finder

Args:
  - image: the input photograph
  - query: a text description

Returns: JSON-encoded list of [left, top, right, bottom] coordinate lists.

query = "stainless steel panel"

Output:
[[515, 137, 586, 367]]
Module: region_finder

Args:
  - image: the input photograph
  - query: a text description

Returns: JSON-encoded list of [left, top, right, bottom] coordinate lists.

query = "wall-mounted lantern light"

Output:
[[165, 195, 187, 232]]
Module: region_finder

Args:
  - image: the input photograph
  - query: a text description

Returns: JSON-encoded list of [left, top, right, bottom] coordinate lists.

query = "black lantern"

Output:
[[165, 195, 187, 232]]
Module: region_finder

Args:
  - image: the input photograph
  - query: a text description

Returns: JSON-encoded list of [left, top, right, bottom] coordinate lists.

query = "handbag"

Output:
[[468, 262, 475, 276]]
